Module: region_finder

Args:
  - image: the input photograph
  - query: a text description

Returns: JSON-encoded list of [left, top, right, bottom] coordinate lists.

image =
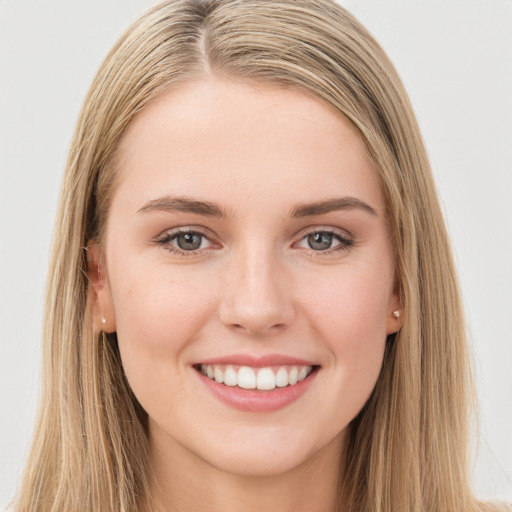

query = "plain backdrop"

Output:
[[0, 0, 511, 507]]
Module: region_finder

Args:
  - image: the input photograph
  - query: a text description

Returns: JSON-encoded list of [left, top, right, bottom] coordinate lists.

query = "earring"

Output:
[[393, 311, 400, 319], [101, 317, 106, 324]]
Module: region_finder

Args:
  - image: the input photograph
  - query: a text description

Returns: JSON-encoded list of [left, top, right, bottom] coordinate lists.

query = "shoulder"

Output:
[[473, 502, 512, 512], [486, 502, 512, 512]]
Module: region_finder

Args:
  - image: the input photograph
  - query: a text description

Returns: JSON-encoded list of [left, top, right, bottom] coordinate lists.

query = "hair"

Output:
[[14, 0, 493, 511]]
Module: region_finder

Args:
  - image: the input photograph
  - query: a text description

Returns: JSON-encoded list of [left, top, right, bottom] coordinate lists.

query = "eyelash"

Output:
[[154, 227, 354, 258], [154, 228, 213, 257], [293, 228, 354, 256]]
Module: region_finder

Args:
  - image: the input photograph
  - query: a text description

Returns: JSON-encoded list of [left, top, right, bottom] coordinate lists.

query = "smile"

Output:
[[197, 363, 316, 391], [193, 358, 320, 413]]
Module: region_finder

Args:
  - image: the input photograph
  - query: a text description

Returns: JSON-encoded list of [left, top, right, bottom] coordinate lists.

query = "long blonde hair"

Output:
[[16, 1, 486, 510]]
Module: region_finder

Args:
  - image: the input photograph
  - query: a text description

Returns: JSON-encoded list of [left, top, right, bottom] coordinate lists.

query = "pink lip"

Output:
[[196, 354, 317, 368], [194, 365, 319, 413]]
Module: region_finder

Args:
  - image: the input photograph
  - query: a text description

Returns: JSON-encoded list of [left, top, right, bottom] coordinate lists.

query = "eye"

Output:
[[295, 229, 353, 253], [155, 229, 214, 255], [174, 232, 206, 251], [306, 232, 336, 251]]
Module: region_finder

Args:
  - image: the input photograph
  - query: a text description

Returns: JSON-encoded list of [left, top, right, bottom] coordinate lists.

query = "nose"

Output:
[[219, 245, 295, 336]]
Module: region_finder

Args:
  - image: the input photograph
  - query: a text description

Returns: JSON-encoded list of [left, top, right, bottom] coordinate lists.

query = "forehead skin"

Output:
[[110, 78, 386, 230]]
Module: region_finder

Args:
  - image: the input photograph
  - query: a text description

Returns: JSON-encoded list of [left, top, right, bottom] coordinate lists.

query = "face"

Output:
[[91, 78, 402, 478]]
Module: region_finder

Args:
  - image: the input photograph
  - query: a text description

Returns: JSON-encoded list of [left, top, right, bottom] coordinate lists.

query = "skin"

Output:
[[89, 78, 402, 512]]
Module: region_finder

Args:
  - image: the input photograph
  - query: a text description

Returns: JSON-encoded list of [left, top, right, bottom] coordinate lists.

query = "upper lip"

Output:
[[195, 354, 318, 368]]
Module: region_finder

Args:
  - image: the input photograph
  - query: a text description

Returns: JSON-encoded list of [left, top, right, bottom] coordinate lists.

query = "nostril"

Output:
[[218, 267, 296, 332], [229, 321, 288, 336]]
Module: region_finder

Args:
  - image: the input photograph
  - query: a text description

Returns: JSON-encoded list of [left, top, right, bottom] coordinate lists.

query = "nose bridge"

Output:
[[220, 238, 294, 335]]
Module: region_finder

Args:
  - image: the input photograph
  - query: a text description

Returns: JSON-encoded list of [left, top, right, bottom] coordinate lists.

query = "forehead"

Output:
[[112, 77, 385, 217]]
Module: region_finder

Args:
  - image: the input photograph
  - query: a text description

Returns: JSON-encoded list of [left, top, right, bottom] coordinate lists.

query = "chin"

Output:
[[192, 424, 346, 478], [202, 445, 314, 477]]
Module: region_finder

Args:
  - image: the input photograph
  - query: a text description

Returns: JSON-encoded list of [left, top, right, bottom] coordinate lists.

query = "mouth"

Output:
[[192, 354, 321, 412], [193, 363, 320, 391]]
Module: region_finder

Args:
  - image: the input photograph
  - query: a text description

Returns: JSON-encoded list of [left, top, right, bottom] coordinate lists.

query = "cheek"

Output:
[[302, 259, 392, 343], [109, 262, 217, 392], [298, 263, 391, 413]]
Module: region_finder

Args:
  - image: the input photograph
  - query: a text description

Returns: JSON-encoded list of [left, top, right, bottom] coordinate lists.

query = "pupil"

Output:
[[177, 232, 202, 250], [308, 232, 332, 251]]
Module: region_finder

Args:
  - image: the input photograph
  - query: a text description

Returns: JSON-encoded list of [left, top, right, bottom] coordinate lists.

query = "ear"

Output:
[[385, 286, 404, 335], [86, 241, 116, 333]]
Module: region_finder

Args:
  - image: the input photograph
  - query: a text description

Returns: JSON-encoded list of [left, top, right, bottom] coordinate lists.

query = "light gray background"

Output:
[[1, 0, 511, 507]]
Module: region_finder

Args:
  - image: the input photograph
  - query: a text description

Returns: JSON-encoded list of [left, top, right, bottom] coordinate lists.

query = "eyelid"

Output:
[[155, 226, 211, 240], [292, 226, 354, 255], [152, 225, 354, 257], [153, 226, 220, 256], [294, 225, 353, 242]]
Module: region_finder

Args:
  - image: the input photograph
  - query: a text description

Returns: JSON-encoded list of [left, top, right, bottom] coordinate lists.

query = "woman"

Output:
[[12, 0, 509, 510]]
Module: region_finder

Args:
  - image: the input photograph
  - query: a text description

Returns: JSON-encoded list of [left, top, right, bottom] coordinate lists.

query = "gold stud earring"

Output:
[[393, 311, 400, 319]]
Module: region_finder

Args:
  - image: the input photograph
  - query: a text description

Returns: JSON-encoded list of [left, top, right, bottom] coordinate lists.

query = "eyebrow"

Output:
[[137, 196, 229, 217], [291, 197, 377, 217], [137, 195, 377, 218]]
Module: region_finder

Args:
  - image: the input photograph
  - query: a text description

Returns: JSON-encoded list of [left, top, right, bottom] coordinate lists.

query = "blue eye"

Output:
[[296, 230, 353, 252], [307, 232, 335, 251], [174, 232, 204, 251], [157, 229, 212, 254]]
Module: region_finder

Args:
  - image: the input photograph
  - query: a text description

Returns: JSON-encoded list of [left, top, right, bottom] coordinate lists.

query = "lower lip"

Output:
[[195, 368, 319, 413]]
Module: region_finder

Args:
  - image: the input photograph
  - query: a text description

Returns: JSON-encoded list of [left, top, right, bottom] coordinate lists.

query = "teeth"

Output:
[[288, 366, 298, 385], [214, 366, 224, 384], [223, 366, 238, 387], [275, 367, 289, 387], [297, 366, 309, 382], [198, 363, 314, 390], [256, 368, 276, 390], [238, 366, 257, 389]]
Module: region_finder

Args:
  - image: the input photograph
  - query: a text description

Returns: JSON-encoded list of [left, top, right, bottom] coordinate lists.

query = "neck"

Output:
[[144, 427, 346, 512]]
